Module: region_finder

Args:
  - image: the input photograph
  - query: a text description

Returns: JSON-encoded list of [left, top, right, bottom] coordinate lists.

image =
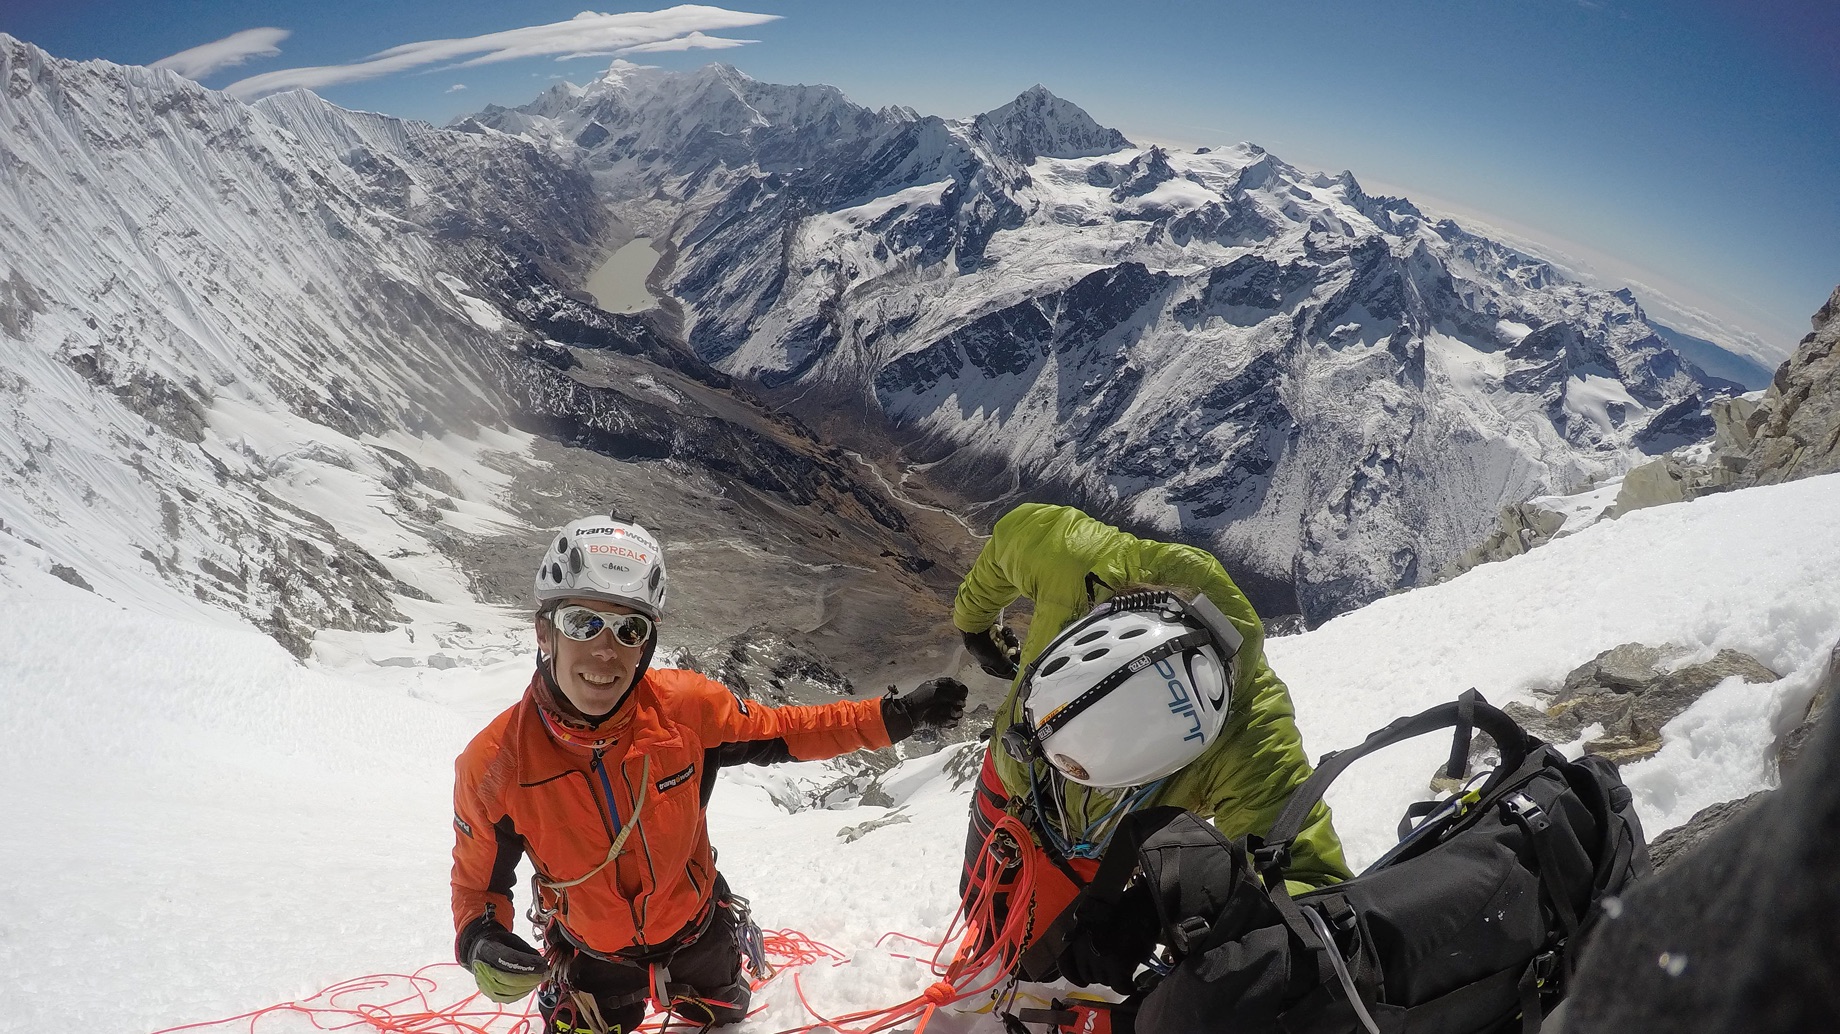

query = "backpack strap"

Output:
[[1448, 689, 1477, 780], [1017, 806, 1192, 980], [1500, 790, 1581, 942], [1076, 806, 1193, 911], [1260, 690, 1533, 864]]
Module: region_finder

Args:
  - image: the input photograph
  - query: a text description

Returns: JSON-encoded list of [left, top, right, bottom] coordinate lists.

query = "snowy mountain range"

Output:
[[469, 62, 1753, 622], [0, 37, 964, 680], [3, 35, 1837, 1034], [1, 33, 1761, 635]]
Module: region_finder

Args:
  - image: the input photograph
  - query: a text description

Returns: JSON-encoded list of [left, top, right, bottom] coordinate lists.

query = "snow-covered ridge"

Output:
[[469, 64, 1751, 622], [0, 34, 578, 646]]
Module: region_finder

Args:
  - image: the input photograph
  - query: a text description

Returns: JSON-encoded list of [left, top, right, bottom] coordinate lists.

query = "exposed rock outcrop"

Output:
[[1646, 791, 1771, 872], [1436, 643, 1781, 789], [1744, 285, 1840, 483], [1777, 638, 1839, 778], [1609, 282, 1840, 515], [1434, 501, 1568, 582], [1606, 453, 1738, 516], [1535, 644, 1780, 763], [1564, 665, 1840, 1032]]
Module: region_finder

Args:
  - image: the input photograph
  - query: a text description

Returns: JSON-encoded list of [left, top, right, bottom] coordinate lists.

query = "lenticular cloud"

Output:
[[153, 27, 290, 80], [224, 7, 777, 100]]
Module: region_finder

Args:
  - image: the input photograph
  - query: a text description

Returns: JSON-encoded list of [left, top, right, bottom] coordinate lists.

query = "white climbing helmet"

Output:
[[1017, 590, 1244, 788], [534, 515, 668, 620]]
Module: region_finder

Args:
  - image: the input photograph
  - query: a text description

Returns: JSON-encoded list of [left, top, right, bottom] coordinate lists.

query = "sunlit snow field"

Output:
[[2, 474, 1837, 1034]]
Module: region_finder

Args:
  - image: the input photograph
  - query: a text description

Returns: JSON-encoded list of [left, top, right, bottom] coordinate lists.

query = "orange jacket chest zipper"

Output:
[[452, 668, 893, 956]]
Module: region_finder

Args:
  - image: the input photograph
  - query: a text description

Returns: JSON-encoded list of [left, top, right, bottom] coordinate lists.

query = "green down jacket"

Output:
[[954, 503, 1351, 890]]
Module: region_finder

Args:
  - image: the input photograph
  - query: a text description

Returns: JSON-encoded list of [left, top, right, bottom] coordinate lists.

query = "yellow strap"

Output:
[[538, 755, 651, 893], [569, 988, 611, 1034]]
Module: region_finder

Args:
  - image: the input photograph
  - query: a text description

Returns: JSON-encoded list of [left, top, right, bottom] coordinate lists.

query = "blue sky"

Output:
[[5, 1, 1835, 357]]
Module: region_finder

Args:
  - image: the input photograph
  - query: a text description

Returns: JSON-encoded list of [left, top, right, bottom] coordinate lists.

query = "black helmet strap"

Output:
[[1031, 628, 1213, 743]]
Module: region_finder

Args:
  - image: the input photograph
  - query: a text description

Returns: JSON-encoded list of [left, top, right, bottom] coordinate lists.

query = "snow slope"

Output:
[[4, 472, 1835, 1033]]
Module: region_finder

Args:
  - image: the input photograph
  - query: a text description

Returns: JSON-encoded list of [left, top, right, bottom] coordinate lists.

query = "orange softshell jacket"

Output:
[[452, 668, 892, 957]]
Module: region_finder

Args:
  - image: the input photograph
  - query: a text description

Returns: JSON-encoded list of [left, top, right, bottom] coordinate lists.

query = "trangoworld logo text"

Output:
[[655, 763, 697, 793], [1154, 658, 1204, 742]]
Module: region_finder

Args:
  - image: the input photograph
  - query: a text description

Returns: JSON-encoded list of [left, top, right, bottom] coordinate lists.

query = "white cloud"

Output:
[[153, 27, 290, 80], [225, 6, 777, 100], [610, 30, 757, 55], [446, 83, 468, 93]]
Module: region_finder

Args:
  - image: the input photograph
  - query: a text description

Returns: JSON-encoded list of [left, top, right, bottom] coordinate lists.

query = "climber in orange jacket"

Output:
[[452, 515, 966, 1033]]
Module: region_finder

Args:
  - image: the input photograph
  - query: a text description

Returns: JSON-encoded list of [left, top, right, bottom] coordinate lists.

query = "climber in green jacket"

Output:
[[955, 502, 1351, 980]]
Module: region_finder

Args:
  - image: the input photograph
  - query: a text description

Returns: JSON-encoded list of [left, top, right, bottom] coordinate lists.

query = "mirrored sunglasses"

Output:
[[551, 604, 655, 647]]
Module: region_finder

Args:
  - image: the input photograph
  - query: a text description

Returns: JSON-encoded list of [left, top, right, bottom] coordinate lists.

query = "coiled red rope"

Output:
[[768, 812, 1041, 1034], [147, 815, 1036, 1034]]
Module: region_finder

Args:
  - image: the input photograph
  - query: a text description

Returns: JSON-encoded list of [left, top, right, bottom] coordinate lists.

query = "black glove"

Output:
[[962, 625, 1021, 679], [458, 916, 550, 1003], [1058, 882, 1161, 995], [882, 677, 969, 740]]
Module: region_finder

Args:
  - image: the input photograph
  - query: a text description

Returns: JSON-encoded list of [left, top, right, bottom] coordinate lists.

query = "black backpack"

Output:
[[1063, 691, 1650, 1034]]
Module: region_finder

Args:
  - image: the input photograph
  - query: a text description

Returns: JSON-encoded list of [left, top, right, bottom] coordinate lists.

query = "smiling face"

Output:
[[537, 597, 652, 717]]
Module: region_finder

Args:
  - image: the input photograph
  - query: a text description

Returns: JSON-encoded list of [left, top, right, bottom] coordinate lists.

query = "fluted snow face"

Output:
[[0, 36, 596, 645], [467, 65, 1743, 621]]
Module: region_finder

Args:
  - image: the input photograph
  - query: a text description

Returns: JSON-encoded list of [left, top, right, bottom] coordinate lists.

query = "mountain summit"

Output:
[[972, 84, 1134, 163]]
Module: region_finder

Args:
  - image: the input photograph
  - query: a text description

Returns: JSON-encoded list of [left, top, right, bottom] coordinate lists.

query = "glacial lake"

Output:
[[585, 237, 662, 314]]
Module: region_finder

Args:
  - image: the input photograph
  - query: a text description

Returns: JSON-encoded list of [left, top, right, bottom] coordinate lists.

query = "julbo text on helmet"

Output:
[[1015, 590, 1245, 788], [533, 516, 668, 620]]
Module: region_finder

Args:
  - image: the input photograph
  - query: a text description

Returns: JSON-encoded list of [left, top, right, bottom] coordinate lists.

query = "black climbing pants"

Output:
[[540, 889, 750, 1033]]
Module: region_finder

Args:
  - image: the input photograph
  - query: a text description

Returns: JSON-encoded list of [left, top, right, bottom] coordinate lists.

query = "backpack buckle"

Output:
[[1503, 792, 1550, 832], [1532, 949, 1560, 987], [1249, 837, 1291, 875], [1172, 915, 1213, 954]]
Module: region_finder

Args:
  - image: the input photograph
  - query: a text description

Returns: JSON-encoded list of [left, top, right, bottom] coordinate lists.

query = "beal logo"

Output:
[[1154, 658, 1204, 742]]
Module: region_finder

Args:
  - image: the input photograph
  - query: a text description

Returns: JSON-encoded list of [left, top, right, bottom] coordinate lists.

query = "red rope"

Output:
[[762, 812, 1041, 1034], [760, 928, 850, 972], [145, 964, 542, 1034], [142, 924, 842, 1034], [147, 816, 1037, 1034]]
